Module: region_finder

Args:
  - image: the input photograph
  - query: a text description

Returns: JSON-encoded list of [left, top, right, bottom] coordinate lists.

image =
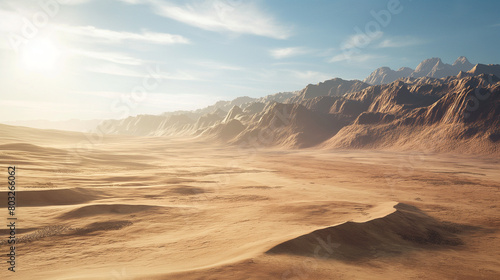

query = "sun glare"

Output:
[[20, 39, 61, 74]]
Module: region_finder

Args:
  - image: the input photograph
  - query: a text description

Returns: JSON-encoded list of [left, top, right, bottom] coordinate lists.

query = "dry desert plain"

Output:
[[0, 124, 499, 279]]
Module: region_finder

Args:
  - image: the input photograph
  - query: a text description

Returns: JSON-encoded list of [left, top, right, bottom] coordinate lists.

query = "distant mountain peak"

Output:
[[363, 66, 412, 85], [467, 63, 500, 78], [452, 56, 474, 72], [414, 57, 442, 73], [365, 57, 476, 85], [397, 67, 413, 72], [453, 56, 471, 66]]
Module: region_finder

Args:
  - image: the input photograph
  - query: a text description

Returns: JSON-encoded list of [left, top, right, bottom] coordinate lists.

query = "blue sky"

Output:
[[0, 0, 499, 121]]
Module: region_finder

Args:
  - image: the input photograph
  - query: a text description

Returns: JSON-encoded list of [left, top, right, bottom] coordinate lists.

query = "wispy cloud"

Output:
[[330, 31, 404, 63], [329, 53, 380, 63], [289, 70, 332, 83], [56, 24, 190, 45], [87, 62, 198, 80], [116, 0, 149, 4], [194, 60, 243, 70], [1, 0, 93, 9], [269, 47, 311, 59], [341, 31, 384, 50], [491, 23, 500, 27], [86, 63, 145, 77], [377, 36, 424, 48], [70, 49, 146, 65], [73, 90, 122, 99], [148, 0, 291, 39], [316, 48, 337, 57], [61, 0, 94, 4]]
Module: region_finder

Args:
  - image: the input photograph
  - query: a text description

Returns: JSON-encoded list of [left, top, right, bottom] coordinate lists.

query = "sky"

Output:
[[0, 0, 499, 122]]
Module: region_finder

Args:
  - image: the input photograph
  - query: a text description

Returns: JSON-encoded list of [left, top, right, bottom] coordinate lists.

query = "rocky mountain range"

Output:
[[363, 56, 474, 85], [97, 57, 500, 154]]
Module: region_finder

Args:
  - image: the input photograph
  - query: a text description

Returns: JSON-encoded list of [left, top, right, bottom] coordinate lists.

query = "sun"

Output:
[[20, 38, 61, 74]]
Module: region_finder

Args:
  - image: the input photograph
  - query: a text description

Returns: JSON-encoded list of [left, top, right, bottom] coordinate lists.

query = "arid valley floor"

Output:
[[1, 125, 499, 279]]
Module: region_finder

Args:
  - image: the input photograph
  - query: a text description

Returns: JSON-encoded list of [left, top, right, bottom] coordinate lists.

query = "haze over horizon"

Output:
[[1, 0, 500, 122]]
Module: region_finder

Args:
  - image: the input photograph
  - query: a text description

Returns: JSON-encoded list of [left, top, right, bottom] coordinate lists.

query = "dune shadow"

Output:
[[0, 187, 102, 207], [266, 203, 480, 261], [58, 204, 160, 219]]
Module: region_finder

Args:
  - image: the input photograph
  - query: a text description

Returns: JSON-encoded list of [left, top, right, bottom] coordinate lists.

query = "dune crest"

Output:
[[266, 203, 467, 261]]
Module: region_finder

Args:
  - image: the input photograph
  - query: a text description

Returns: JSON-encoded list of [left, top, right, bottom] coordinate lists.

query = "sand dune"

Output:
[[0, 187, 102, 207], [0, 143, 67, 155], [1, 130, 499, 279], [0, 123, 87, 146], [267, 203, 466, 261], [4, 221, 133, 245], [58, 204, 162, 219]]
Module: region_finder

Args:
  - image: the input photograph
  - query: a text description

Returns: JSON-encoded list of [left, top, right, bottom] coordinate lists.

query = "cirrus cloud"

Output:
[[269, 47, 311, 59], [377, 36, 424, 48], [56, 24, 190, 45], [148, 0, 291, 39]]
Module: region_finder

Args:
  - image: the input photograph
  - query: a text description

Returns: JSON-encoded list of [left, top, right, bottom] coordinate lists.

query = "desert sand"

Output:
[[1, 124, 499, 279]]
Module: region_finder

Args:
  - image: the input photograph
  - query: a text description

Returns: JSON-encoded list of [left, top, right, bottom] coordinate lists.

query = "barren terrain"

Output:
[[0, 125, 499, 279]]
